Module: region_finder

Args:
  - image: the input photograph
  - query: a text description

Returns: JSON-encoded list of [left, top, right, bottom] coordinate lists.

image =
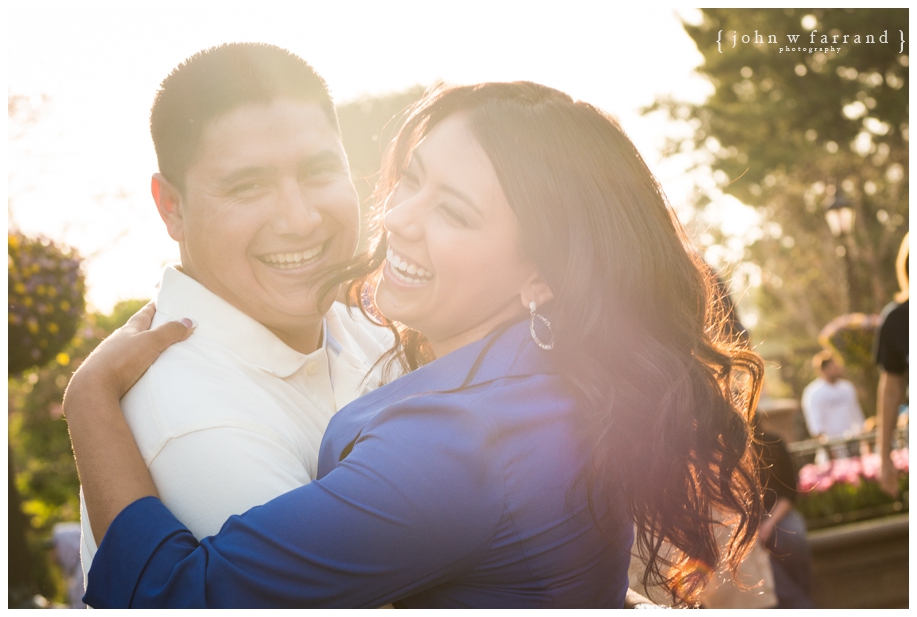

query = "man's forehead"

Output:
[[191, 99, 345, 171], [204, 98, 337, 138]]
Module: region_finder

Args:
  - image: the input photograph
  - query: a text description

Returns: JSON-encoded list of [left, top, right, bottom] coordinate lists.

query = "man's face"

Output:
[[172, 99, 359, 344], [823, 359, 843, 381]]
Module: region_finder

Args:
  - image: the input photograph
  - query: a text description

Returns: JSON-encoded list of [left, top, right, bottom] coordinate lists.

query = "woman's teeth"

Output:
[[387, 248, 434, 284], [260, 243, 325, 269]]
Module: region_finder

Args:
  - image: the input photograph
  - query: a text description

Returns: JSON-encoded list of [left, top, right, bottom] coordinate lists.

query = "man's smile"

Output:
[[257, 239, 332, 270]]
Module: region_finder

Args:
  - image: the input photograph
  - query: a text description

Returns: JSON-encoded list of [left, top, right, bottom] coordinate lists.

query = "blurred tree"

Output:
[[8, 231, 85, 608], [8, 297, 148, 605], [337, 86, 426, 245], [9, 232, 86, 374], [650, 8, 908, 407]]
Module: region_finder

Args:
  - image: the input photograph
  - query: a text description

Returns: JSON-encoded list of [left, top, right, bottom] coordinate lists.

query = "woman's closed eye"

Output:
[[438, 203, 468, 227]]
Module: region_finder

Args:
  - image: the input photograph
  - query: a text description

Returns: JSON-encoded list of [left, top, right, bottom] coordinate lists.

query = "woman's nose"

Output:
[[383, 194, 424, 241]]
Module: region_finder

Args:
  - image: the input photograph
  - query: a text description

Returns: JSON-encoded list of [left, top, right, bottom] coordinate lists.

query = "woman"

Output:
[[65, 82, 764, 608]]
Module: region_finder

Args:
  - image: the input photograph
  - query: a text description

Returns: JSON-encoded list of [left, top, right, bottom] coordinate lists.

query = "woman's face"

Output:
[[375, 114, 544, 358]]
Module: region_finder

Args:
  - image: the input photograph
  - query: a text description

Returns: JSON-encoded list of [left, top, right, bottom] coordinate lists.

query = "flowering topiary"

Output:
[[8, 232, 86, 376], [818, 312, 883, 372]]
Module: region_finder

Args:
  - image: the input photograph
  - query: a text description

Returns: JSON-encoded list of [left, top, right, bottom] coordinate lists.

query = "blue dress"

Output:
[[84, 319, 633, 608]]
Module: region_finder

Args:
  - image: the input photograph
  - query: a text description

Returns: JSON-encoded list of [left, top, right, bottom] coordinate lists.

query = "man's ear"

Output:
[[151, 173, 185, 242], [520, 271, 554, 310]]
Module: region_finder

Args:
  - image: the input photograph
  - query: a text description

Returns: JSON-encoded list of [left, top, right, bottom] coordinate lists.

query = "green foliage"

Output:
[[797, 476, 907, 529], [818, 312, 882, 370], [651, 9, 908, 404], [9, 232, 86, 376], [8, 299, 147, 603]]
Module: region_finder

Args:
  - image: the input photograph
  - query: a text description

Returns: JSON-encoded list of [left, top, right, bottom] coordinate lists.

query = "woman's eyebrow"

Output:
[[412, 152, 483, 217]]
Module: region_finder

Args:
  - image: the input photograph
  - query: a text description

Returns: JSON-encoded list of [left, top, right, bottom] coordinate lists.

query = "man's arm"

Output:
[[79, 369, 316, 574], [876, 370, 906, 495], [841, 380, 866, 433], [67, 304, 190, 544], [146, 424, 312, 539], [121, 341, 322, 537]]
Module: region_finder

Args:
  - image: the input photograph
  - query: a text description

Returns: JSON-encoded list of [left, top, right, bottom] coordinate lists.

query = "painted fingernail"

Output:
[[179, 318, 196, 329]]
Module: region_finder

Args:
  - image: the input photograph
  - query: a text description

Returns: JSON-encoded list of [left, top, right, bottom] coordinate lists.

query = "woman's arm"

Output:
[[64, 303, 193, 543], [84, 396, 506, 608]]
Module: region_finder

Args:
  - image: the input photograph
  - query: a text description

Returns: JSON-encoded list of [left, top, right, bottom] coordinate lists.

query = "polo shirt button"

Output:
[[305, 362, 319, 376]]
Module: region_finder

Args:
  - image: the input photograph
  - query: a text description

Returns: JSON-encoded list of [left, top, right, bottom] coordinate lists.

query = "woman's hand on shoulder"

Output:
[[64, 302, 194, 410]]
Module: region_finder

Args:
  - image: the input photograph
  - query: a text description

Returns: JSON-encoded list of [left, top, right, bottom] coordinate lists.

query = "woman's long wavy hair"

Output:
[[322, 82, 764, 606]]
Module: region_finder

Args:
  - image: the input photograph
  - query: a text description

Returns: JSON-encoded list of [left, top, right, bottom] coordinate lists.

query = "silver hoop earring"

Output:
[[529, 301, 554, 351]]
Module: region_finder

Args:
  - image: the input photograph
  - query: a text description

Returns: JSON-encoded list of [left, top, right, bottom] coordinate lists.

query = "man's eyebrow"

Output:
[[300, 150, 347, 171], [215, 150, 346, 187], [217, 166, 274, 187]]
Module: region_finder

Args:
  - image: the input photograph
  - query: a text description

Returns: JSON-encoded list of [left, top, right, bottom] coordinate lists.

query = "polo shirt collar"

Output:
[[154, 267, 315, 378]]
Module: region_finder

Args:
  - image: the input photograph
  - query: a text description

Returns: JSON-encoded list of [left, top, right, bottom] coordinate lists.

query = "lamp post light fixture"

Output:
[[824, 193, 856, 238], [824, 191, 859, 311]]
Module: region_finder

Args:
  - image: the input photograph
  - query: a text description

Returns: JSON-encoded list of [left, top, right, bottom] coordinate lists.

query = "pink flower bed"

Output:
[[798, 449, 909, 492], [795, 448, 908, 528]]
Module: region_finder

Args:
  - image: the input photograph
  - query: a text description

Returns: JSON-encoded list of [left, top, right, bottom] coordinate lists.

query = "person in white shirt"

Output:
[[80, 43, 390, 577], [800, 350, 865, 459]]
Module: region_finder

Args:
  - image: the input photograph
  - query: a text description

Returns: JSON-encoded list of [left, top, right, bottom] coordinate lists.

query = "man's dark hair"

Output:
[[150, 43, 339, 192], [813, 349, 836, 372]]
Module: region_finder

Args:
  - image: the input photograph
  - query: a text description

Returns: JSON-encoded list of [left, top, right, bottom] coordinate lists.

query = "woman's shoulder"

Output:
[[328, 371, 577, 465]]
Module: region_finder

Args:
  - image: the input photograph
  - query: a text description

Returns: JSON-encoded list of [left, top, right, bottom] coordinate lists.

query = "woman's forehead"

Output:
[[411, 115, 508, 210]]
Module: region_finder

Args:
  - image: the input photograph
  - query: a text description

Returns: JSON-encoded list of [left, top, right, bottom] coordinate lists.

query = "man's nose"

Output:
[[272, 179, 322, 236]]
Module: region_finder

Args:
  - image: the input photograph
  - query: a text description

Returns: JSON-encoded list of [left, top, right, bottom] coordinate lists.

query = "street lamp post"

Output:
[[824, 193, 858, 312]]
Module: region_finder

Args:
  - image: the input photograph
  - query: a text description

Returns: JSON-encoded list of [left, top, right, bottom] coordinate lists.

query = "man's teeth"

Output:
[[261, 244, 324, 269], [386, 248, 433, 284]]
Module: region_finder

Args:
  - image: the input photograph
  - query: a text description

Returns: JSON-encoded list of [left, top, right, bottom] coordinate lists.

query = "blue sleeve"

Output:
[[84, 399, 505, 608]]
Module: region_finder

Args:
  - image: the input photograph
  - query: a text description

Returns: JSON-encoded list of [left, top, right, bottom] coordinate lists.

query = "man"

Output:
[[800, 350, 865, 460], [875, 232, 908, 495], [80, 43, 391, 578]]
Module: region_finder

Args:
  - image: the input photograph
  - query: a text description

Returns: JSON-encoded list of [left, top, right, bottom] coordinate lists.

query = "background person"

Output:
[[754, 424, 813, 609], [875, 232, 909, 495], [800, 350, 865, 460], [49, 522, 85, 609], [66, 82, 765, 608]]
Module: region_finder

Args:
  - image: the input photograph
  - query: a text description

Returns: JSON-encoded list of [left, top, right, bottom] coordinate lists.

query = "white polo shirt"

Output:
[[801, 377, 865, 439], [80, 266, 392, 579]]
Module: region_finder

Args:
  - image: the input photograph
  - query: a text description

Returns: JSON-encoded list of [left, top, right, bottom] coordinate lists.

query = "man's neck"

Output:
[[267, 322, 324, 355], [174, 264, 325, 355]]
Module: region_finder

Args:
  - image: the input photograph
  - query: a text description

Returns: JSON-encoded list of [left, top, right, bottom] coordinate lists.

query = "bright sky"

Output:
[[8, 1, 725, 312]]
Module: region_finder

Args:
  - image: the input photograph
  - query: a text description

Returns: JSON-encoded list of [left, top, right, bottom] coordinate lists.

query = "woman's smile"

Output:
[[384, 246, 435, 284]]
